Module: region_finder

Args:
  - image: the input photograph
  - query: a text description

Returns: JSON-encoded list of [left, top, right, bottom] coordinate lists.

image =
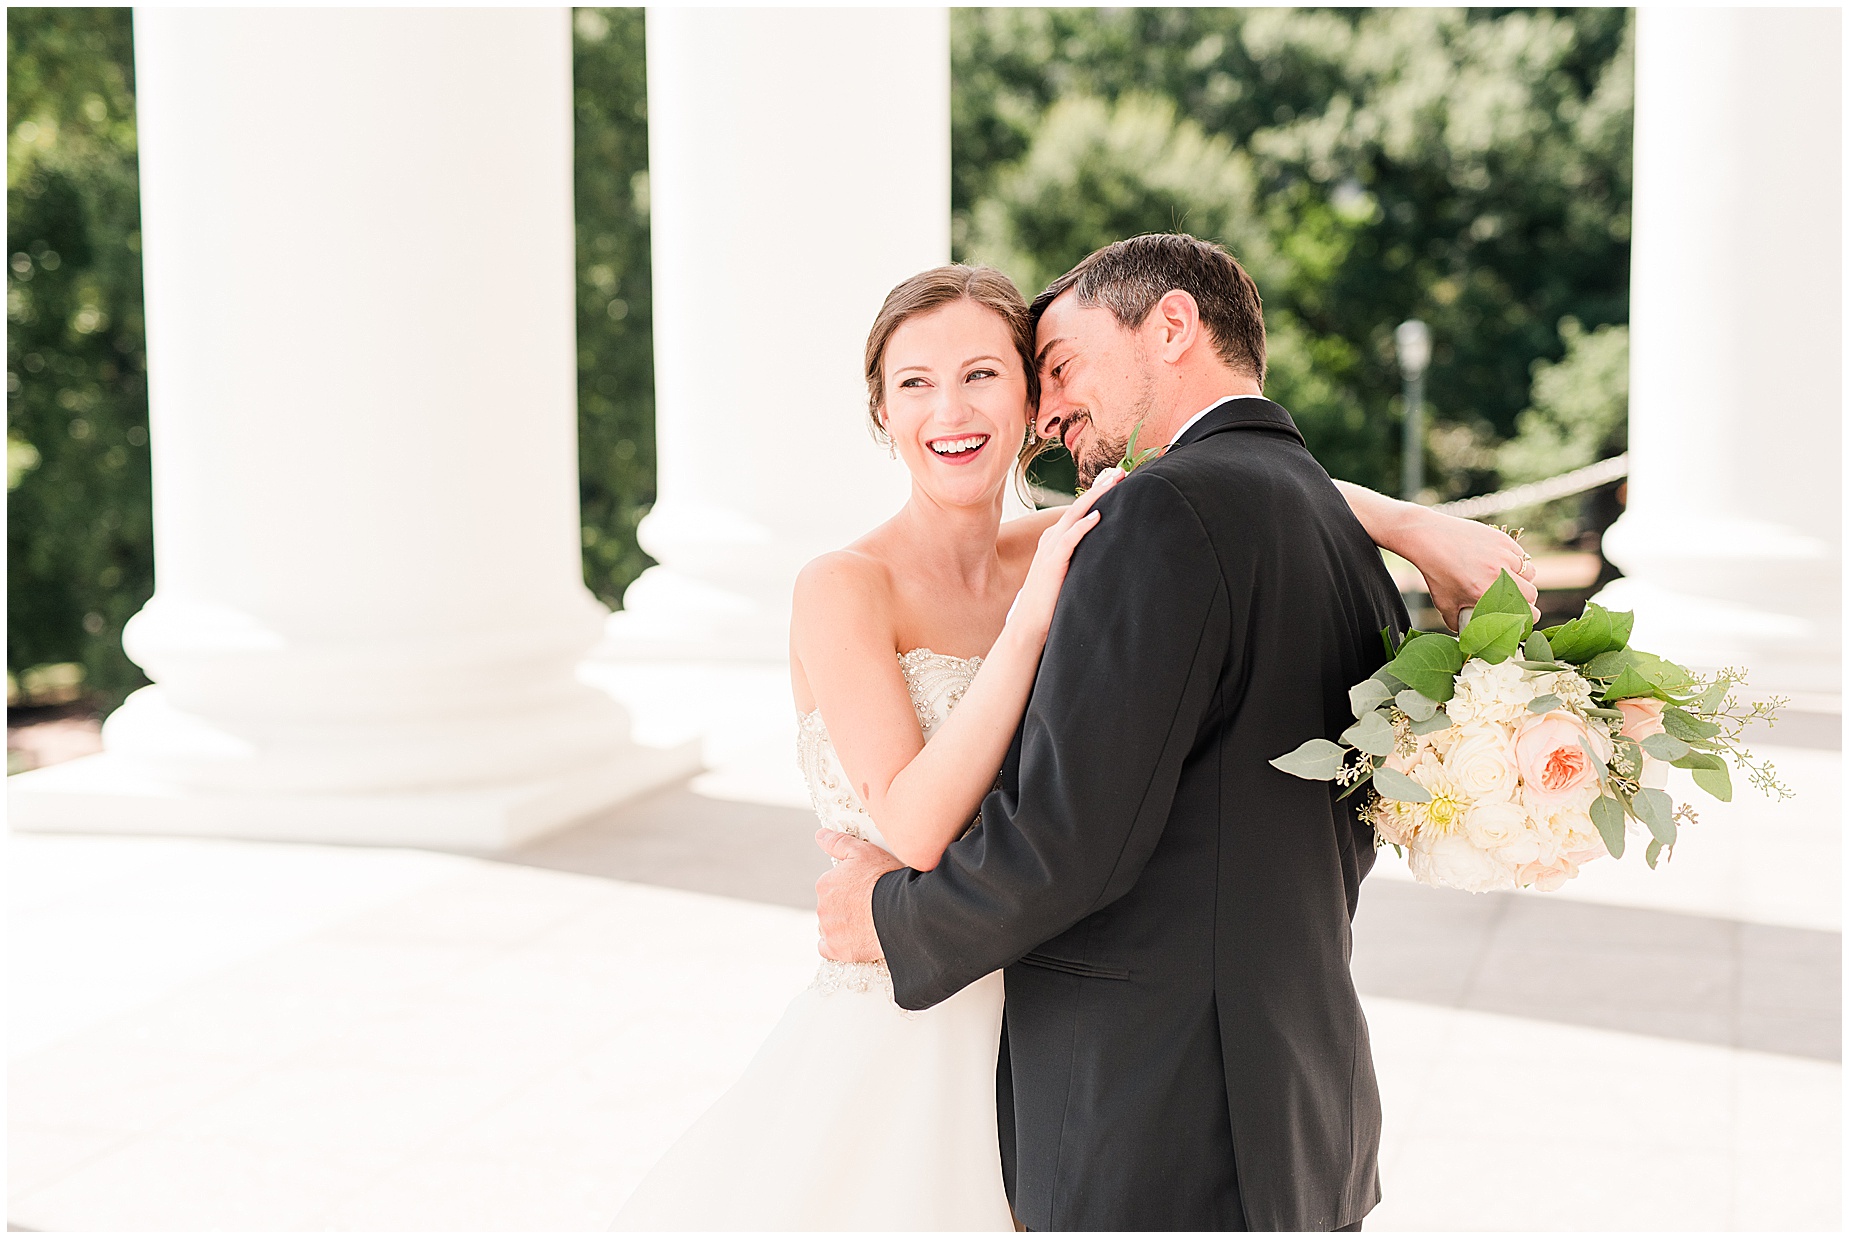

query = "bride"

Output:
[[613, 264, 1531, 1230]]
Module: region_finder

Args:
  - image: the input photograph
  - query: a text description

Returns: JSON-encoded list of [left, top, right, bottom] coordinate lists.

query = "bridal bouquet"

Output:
[[1271, 571, 1789, 893]]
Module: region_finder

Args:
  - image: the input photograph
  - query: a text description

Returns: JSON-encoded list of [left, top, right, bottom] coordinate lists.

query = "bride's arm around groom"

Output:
[[824, 399, 1405, 1231]]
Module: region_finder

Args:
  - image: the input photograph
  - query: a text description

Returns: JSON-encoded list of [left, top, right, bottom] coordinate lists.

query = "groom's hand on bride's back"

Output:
[[815, 829, 902, 962]]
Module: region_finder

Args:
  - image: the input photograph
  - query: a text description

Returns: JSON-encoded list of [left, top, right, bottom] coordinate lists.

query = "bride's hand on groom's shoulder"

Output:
[[1408, 509, 1540, 632], [1008, 466, 1125, 644], [815, 829, 902, 963]]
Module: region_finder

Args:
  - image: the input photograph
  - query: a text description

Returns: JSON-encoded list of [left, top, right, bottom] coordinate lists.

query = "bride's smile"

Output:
[[927, 432, 990, 463]]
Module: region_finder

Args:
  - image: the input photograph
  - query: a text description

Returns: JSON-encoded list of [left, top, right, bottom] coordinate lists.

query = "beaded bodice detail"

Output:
[[798, 648, 982, 1002], [796, 648, 982, 852]]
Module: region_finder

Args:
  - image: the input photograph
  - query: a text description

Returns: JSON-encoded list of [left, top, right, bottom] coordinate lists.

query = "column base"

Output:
[[1592, 576, 1841, 700], [5, 740, 702, 854]]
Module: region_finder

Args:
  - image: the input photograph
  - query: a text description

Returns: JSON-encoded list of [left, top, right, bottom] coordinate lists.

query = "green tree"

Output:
[[1499, 318, 1628, 486], [572, 7, 656, 610], [7, 8, 662, 712], [953, 8, 1633, 500], [7, 7, 151, 706]]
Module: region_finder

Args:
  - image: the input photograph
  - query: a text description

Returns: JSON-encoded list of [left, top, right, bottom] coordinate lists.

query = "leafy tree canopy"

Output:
[[954, 7, 1633, 499], [8, 7, 152, 706]]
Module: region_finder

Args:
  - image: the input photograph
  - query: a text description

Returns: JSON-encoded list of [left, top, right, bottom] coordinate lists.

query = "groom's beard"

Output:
[[1074, 422, 1128, 488], [1073, 372, 1158, 488]]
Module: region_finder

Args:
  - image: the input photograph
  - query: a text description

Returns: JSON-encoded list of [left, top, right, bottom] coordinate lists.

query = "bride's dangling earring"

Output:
[[887, 436, 896, 460]]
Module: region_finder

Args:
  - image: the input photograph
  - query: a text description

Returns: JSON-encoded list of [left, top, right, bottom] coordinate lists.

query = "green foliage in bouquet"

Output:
[[1272, 569, 1790, 877]]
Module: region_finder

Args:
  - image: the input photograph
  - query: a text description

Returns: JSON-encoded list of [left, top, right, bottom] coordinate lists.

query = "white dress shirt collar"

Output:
[[1166, 393, 1268, 450]]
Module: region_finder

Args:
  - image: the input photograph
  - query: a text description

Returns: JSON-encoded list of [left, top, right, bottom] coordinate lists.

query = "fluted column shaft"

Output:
[[1599, 8, 1842, 700], [604, 8, 955, 661], [11, 8, 696, 848]]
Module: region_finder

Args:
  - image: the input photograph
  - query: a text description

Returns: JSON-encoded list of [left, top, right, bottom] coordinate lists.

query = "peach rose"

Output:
[[1515, 856, 1579, 892], [1615, 697, 1667, 744], [1515, 710, 1611, 805]]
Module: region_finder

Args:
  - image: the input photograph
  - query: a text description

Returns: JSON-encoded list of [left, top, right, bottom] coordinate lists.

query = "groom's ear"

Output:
[[1150, 289, 1203, 363]]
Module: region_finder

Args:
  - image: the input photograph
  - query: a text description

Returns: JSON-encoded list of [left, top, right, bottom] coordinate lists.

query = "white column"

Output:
[[599, 7, 968, 665], [8, 8, 697, 850], [1597, 8, 1842, 704]]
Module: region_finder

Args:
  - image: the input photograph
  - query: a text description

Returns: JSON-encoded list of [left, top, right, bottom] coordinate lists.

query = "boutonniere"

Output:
[[1118, 419, 1160, 473]]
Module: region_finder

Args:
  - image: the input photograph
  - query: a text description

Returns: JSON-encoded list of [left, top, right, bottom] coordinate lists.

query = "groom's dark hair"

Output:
[[1028, 233, 1267, 384]]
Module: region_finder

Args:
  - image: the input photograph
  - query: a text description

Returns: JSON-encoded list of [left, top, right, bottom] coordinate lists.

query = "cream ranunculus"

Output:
[[1515, 710, 1612, 805], [1442, 725, 1521, 804]]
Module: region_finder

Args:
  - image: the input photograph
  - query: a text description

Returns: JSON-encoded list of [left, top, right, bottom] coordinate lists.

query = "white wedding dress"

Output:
[[612, 649, 1014, 1232]]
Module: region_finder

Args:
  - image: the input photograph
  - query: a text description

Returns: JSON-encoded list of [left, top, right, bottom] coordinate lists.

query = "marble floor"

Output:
[[7, 732, 1841, 1231]]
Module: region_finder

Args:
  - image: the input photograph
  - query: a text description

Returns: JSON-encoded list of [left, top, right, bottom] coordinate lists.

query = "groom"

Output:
[[818, 233, 1405, 1231]]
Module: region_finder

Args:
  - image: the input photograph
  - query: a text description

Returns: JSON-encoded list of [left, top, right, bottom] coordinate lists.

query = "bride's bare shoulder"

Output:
[[792, 545, 896, 630]]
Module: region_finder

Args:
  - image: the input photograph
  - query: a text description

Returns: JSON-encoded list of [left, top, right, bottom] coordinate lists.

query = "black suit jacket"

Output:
[[872, 399, 1407, 1232]]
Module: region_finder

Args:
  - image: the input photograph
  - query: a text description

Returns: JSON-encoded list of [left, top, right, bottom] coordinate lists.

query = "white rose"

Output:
[[1443, 726, 1520, 803], [1409, 831, 1516, 893], [1463, 797, 1528, 851]]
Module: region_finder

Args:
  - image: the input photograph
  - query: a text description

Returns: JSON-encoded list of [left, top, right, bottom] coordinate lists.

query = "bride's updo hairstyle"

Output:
[[863, 264, 1057, 488]]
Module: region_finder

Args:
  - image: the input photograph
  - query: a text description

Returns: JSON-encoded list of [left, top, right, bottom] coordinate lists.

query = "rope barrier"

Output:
[[1430, 453, 1628, 520], [1029, 453, 1629, 519]]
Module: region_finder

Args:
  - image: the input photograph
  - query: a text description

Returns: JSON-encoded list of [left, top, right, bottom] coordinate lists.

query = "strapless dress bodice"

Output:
[[795, 647, 983, 1000]]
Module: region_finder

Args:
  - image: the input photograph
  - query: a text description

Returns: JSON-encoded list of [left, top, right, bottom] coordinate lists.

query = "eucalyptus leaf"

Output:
[[1632, 788, 1676, 842], [1672, 750, 1725, 772], [1691, 761, 1733, 802], [1697, 680, 1731, 713], [1458, 612, 1526, 664], [1645, 837, 1663, 869], [1383, 633, 1464, 702], [1372, 765, 1433, 803], [1584, 706, 1625, 720], [1641, 733, 1691, 761], [1527, 693, 1563, 713], [1523, 630, 1554, 663], [1341, 710, 1396, 757], [1410, 711, 1453, 735], [1662, 707, 1722, 741], [1349, 679, 1392, 718], [1590, 795, 1626, 858], [1514, 660, 1566, 672], [1269, 738, 1346, 781], [1395, 688, 1438, 722]]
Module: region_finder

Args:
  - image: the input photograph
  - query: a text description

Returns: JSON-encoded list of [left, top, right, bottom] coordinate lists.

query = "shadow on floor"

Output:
[[506, 781, 829, 911], [1352, 879, 1841, 1062], [509, 779, 1841, 1063]]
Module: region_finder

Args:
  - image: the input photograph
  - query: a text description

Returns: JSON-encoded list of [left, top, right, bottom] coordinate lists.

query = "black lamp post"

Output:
[[1395, 319, 1431, 501]]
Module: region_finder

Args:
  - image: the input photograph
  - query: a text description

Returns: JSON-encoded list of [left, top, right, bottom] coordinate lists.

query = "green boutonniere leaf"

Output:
[[1118, 420, 1160, 473]]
